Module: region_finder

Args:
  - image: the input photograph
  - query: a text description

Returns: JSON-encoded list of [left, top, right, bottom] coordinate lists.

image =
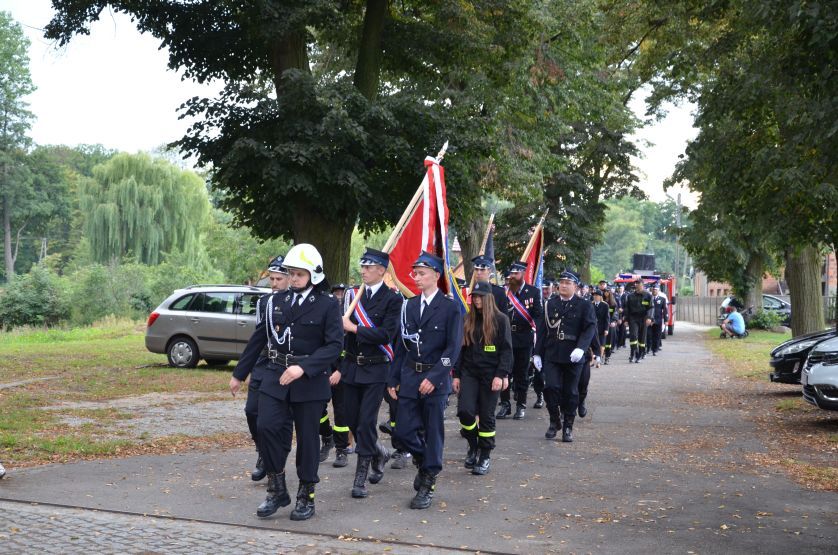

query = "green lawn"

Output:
[[704, 329, 791, 379], [0, 319, 232, 465]]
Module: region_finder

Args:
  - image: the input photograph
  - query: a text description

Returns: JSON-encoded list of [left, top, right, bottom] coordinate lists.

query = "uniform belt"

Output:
[[510, 324, 534, 333], [555, 332, 577, 341], [267, 351, 309, 367], [345, 353, 390, 366], [409, 361, 435, 373]]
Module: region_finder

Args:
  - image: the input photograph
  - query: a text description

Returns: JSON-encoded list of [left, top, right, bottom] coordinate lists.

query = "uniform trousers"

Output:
[[500, 344, 533, 406], [456, 372, 500, 451], [579, 359, 591, 406], [257, 391, 322, 483], [628, 317, 648, 352], [542, 360, 583, 419], [326, 381, 350, 449], [244, 359, 267, 444], [343, 381, 386, 457], [649, 322, 663, 352], [617, 319, 627, 347], [394, 394, 446, 476]]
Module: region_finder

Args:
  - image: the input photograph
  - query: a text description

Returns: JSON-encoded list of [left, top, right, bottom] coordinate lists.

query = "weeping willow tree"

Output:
[[81, 153, 210, 265]]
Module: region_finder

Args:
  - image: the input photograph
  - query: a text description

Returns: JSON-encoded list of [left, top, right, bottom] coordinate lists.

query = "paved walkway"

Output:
[[1, 323, 835, 553]]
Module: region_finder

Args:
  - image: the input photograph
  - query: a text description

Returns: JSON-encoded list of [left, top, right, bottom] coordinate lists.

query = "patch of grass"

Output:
[[705, 329, 792, 380], [779, 459, 838, 492], [776, 398, 804, 412]]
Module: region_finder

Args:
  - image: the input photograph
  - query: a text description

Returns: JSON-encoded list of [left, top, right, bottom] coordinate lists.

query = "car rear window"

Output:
[[170, 294, 195, 310], [192, 292, 236, 314]]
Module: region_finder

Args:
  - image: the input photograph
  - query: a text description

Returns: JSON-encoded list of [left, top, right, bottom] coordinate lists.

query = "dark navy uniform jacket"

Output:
[[454, 310, 513, 381], [592, 301, 611, 335], [341, 285, 402, 385], [534, 294, 597, 364], [489, 283, 509, 315], [624, 290, 654, 319], [235, 289, 343, 403], [652, 295, 668, 324], [505, 283, 544, 349], [389, 292, 463, 398], [233, 293, 270, 382]]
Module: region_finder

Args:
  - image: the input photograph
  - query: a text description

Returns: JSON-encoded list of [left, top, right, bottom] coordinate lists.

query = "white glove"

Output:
[[595, 356, 602, 366], [532, 355, 542, 370], [570, 348, 584, 363]]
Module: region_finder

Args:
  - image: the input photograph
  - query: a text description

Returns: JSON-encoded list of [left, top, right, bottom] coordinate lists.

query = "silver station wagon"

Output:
[[145, 284, 271, 368]]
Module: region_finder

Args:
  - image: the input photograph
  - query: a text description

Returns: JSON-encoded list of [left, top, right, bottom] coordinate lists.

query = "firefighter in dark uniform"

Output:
[[387, 252, 463, 510], [603, 288, 618, 363], [531, 277, 555, 409], [624, 279, 654, 363], [497, 261, 543, 420], [236, 243, 343, 520], [338, 248, 402, 498], [578, 320, 601, 418], [230, 255, 290, 482], [649, 285, 667, 355], [318, 283, 352, 467], [616, 284, 627, 348], [452, 281, 513, 476], [534, 270, 597, 442], [592, 289, 610, 361]]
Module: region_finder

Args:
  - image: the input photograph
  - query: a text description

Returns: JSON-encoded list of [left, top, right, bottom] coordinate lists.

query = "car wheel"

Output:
[[167, 337, 199, 368], [204, 358, 231, 367]]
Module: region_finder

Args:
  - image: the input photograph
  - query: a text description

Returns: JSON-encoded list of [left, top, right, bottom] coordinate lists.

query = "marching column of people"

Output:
[[230, 241, 672, 520]]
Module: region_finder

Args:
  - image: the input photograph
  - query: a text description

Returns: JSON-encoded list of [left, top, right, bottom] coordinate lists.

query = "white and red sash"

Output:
[[506, 288, 536, 331], [354, 300, 395, 361]]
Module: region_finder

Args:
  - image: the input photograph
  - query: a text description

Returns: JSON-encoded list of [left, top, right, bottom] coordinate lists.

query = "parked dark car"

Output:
[[721, 294, 791, 326], [802, 336, 838, 411], [768, 328, 837, 384]]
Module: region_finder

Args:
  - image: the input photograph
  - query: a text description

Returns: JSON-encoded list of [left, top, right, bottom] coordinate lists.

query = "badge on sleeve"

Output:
[[441, 358, 451, 367]]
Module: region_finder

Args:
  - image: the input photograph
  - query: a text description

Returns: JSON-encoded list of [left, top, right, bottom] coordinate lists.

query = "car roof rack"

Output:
[[183, 284, 266, 291]]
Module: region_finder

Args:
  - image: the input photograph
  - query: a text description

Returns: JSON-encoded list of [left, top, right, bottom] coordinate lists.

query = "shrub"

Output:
[[0, 265, 70, 330], [747, 309, 783, 330]]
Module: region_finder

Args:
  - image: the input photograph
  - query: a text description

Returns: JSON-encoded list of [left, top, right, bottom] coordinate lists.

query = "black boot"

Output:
[[496, 401, 511, 419], [545, 412, 560, 439], [412, 454, 424, 491], [463, 435, 478, 469], [533, 392, 544, 409], [562, 414, 575, 443], [319, 435, 334, 463], [251, 447, 266, 482], [410, 471, 436, 510], [352, 456, 372, 498], [629, 345, 636, 362], [513, 403, 526, 420], [578, 400, 587, 418], [290, 482, 316, 521], [369, 441, 391, 484], [378, 420, 394, 436], [257, 472, 291, 517], [333, 448, 349, 468], [472, 450, 491, 475]]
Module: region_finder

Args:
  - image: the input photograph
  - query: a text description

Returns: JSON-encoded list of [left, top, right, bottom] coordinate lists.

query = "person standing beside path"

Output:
[[387, 252, 463, 510], [230, 255, 289, 482], [624, 280, 654, 363], [452, 281, 512, 476], [338, 248, 402, 499], [497, 261, 543, 421], [533, 270, 597, 443], [236, 243, 343, 521]]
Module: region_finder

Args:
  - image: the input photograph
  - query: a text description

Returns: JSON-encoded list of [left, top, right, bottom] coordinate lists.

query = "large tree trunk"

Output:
[[458, 216, 486, 284], [743, 252, 763, 319], [580, 245, 592, 284], [353, 0, 387, 101], [785, 245, 825, 336], [292, 207, 355, 284], [3, 195, 14, 280]]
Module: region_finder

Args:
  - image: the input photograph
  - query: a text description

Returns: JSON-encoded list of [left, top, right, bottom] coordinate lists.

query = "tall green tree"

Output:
[[81, 153, 211, 265], [0, 10, 36, 280]]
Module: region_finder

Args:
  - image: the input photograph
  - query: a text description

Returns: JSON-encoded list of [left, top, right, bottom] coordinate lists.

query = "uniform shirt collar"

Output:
[[366, 281, 384, 298], [295, 286, 313, 303], [421, 289, 439, 305], [559, 294, 574, 302]]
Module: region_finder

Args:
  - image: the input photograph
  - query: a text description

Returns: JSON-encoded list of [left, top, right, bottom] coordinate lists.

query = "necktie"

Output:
[[421, 299, 428, 318], [292, 293, 298, 306], [366, 288, 372, 301]]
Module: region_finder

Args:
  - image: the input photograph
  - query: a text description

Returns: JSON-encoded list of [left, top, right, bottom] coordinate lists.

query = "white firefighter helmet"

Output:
[[283, 243, 325, 285]]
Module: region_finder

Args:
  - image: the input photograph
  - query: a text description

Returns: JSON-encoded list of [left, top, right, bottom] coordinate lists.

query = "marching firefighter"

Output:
[[230, 255, 289, 482], [452, 281, 513, 475], [649, 284, 668, 355], [533, 270, 597, 442], [235, 243, 343, 521], [624, 279, 654, 363], [388, 252, 463, 510], [339, 248, 402, 498], [497, 261, 543, 420]]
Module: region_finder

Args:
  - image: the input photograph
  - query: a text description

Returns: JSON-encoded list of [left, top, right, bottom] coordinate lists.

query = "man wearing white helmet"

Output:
[[236, 243, 343, 521]]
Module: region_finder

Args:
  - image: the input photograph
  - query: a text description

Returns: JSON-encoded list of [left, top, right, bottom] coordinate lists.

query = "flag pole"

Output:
[[466, 212, 495, 293], [344, 141, 449, 317], [521, 209, 549, 260]]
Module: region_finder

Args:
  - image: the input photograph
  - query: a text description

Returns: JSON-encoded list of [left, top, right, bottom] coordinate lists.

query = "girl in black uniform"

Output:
[[452, 281, 513, 475]]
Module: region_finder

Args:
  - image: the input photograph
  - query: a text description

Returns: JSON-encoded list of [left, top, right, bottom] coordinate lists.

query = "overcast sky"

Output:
[[6, 0, 697, 208]]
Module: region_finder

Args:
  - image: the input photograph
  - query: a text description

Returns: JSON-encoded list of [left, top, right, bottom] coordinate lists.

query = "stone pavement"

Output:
[[0, 323, 835, 554]]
